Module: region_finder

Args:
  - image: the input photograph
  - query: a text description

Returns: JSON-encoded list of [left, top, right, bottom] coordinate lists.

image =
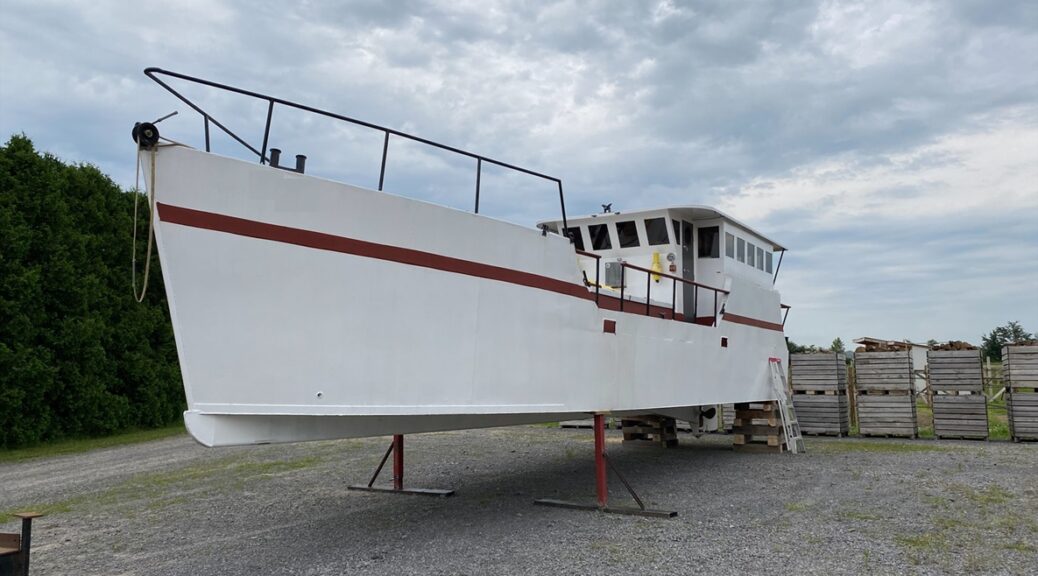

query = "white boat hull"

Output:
[[147, 146, 788, 446]]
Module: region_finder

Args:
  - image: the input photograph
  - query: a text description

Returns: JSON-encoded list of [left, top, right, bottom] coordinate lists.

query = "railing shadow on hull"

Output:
[[142, 67, 569, 230]]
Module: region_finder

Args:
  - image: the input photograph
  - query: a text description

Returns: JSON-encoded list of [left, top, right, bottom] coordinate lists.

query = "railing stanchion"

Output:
[[474, 158, 482, 213], [693, 285, 698, 323], [203, 116, 210, 152], [595, 258, 600, 305], [620, 266, 625, 312], [558, 181, 568, 232], [645, 270, 651, 316], [671, 279, 676, 319], [378, 131, 390, 191], [259, 100, 274, 164], [713, 291, 718, 326]]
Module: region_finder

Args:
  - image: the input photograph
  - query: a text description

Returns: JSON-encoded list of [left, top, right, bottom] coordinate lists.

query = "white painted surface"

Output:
[[147, 146, 788, 446]]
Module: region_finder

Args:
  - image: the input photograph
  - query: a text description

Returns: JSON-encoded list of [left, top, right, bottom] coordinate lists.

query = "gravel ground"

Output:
[[2, 426, 1036, 575]]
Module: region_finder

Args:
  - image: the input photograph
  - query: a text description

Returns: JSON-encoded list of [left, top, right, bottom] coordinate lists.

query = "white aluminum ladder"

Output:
[[769, 357, 805, 454]]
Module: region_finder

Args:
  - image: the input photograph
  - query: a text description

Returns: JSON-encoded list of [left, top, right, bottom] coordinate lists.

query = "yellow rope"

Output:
[[131, 145, 157, 303]]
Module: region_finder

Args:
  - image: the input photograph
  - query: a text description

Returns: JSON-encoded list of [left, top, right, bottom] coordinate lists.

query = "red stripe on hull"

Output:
[[157, 202, 593, 302], [722, 312, 784, 332], [157, 202, 784, 333]]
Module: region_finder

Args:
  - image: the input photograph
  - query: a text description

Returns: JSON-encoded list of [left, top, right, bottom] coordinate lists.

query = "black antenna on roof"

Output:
[[601, 203, 612, 213]]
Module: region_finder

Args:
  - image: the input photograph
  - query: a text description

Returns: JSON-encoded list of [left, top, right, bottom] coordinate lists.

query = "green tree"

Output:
[[981, 321, 1033, 361], [830, 337, 845, 353], [786, 339, 819, 354], [0, 135, 183, 448]]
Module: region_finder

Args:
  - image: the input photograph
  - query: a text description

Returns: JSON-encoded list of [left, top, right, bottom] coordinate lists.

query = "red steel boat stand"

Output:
[[534, 414, 677, 518], [348, 435, 455, 497]]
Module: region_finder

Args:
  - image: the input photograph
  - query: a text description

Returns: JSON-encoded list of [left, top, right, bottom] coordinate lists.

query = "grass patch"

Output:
[[2, 452, 326, 519], [838, 509, 882, 521], [784, 501, 809, 512], [0, 424, 187, 464], [896, 531, 948, 554], [1002, 541, 1036, 553], [809, 440, 953, 454]]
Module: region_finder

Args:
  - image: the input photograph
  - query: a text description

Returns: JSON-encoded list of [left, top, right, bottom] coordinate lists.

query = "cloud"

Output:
[[2, 0, 1036, 345]]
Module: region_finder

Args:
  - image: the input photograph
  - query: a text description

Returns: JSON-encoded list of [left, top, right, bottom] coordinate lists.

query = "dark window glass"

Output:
[[756, 247, 765, 270], [698, 226, 719, 258], [645, 217, 670, 245], [672, 220, 680, 246], [737, 238, 745, 262], [747, 242, 756, 267], [564, 227, 584, 251], [725, 233, 735, 258], [589, 223, 612, 250], [616, 221, 640, 248], [766, 252, 773, 273]]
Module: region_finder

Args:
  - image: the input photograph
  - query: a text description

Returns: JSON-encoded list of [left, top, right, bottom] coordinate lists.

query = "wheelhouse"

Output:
[[540, 206, 786, 324]]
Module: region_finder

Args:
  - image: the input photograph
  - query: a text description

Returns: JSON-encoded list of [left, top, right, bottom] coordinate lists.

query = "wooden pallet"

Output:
[[855, 390, 917, 438], [731, 402, 786, 452], [1005, 345, 1038, 441], [721, 403, 735, 433], [621, 416, 678, 447]]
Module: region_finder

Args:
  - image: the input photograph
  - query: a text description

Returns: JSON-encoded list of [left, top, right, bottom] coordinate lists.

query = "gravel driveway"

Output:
[[2, 426, 1035, 575]]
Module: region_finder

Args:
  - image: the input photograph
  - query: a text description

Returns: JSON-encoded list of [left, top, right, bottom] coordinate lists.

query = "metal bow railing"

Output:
[[142, 67, 569, 229]]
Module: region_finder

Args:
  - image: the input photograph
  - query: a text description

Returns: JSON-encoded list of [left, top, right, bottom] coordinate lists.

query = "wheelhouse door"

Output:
[[680, 221, 695, 320]]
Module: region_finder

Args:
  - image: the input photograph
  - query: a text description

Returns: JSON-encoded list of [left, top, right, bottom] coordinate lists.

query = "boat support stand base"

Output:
[[533, 414, 677, 519], [348, 434, 455, 498], [348, 435, 454, 498]]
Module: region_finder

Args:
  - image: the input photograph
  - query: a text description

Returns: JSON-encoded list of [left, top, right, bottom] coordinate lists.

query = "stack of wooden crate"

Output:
[[853, 350, 917, 438], [621, 416, 678, 447], [732, 402, 785, 452], [928, 349, 988, 440], [790, 353, 849, 436], [1004, 345, 1038, 442]]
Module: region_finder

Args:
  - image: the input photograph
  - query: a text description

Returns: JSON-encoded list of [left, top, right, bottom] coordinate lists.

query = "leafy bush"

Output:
[[0, 135, 183, 448]]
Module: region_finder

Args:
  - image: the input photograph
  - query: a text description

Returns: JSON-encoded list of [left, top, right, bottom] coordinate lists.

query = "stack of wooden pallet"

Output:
[[1005, 345, 1038, 442], [721, 404, 735, 433], [790, 353, 849, 436], [928, 349, 988, 440], [853, 351, 917, 438], [732, 402, 785, 452], [621, 416, 678, 447]]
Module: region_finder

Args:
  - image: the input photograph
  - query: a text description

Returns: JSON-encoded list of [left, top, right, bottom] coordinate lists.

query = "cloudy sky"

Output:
[[2, 0, 1036, 347]]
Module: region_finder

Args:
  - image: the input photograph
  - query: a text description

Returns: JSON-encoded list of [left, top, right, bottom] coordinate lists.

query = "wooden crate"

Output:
[[854, 351, 914, 392], [928, 350, 987, 440], [732, 402, 786, 452], [854, 351, 917, 437], [792, 392, 849, 436], [791, 352, 848, 392], [928, 349, 984, 392], [856, 391, 917, 438], [932, 395, 988, 439], [622, 416, 678, 447], [1004, 345, 1038, 441]]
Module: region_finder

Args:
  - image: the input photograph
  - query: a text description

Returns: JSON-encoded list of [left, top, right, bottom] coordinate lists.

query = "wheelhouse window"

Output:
[[756, 247, 765, 270], [747, 242, 756, 267], [725, 233, 735, 258], [737, 238, 745, 263], [644, 217, 670, 246], [698, 226, 719, 258], [766, 252, 774, 273], [564, 227, 584, 251], [672, 220, 680, 246], [589, 223, 612, 250], [616, 220, 640, 248]]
